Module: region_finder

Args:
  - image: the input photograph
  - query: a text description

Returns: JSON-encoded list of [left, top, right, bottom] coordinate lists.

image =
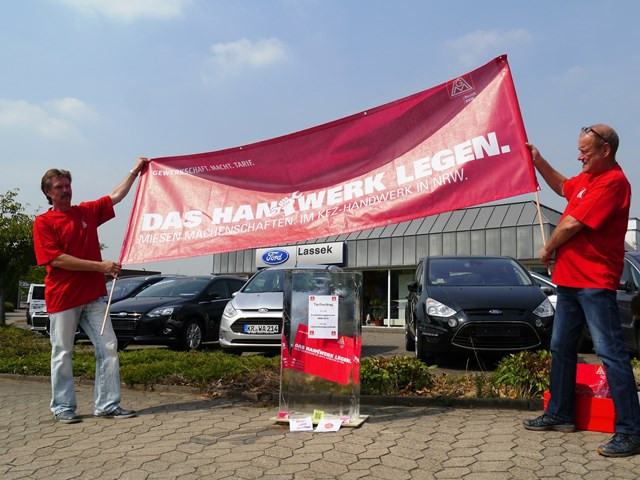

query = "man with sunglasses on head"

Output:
[[523, 125, 640, 457]]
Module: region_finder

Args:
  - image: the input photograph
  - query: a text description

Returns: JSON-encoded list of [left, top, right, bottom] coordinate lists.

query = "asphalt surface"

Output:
[[3, 310, 636, 479]]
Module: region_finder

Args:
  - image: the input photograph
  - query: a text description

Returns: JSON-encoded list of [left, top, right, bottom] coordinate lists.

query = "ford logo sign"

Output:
[[262, 249, 289, 265], [489, 309, 503, 315]]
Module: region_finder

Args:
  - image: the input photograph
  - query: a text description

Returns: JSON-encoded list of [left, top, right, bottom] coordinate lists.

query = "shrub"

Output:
[[492, 350, 551, 398], [4, 301, 15, 312], [360, 355, 433, 395]]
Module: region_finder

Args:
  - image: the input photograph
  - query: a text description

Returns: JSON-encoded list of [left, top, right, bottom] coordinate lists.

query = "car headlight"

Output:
[[148, 306, 178, 318], [533, 297, 554, 318], [223, 302, 238, 318], [426, 298, 457, 317]]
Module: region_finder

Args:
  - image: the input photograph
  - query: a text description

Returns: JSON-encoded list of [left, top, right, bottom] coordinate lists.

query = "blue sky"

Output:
[[2, 0, 640, 275]]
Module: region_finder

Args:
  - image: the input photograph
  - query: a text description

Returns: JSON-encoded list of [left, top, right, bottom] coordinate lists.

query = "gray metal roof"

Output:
[[260, 200, 563, 245], [343, 200, 562, 238]]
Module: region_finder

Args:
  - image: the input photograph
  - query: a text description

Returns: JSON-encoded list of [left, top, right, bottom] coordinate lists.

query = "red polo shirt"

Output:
[[552, 164, 630, 291], [33, 196, 114, 313]]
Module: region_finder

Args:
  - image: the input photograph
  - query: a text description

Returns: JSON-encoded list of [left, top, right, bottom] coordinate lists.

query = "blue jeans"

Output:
[[546, 286, 640, 435], [49, 299, 122, 416]]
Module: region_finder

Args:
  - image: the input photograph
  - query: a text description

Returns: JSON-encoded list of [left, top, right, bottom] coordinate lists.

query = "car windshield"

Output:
[[31, 285, 45, 300], [428, 258, 532, 286], [243, 269, 284, 293], [106, 278, 145, 299], [136, 278, 209, 297]]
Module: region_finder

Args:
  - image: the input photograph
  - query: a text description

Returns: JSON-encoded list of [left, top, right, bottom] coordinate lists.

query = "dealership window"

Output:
[[429, 234, 443, 256], [363, 270, 387, 325], [486, 229, 500, 255], [456, 231, 471, 255], [471, 230, 485, 255], [517, 225, 534, 259], [501, 227, 517, 258], [362, 268, 414, 327], [443, 232, 456, 255]]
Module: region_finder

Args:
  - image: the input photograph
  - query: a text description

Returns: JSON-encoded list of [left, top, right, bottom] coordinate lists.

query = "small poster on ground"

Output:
[[289, 417, 314, 432], [315, 418, 343, 432]]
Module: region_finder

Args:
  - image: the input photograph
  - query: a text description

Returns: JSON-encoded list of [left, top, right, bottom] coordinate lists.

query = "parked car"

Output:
[[219, 265, 339, 354], [103, 274, 168, 303], [405, 256, 555, 362], [108, 275, 246, 350], [529, 271, 557, 309], [29, 311, 50, 334], [577, 252, 640, 355], [616, 252, 640, 354], [25, 283, 46, 324]]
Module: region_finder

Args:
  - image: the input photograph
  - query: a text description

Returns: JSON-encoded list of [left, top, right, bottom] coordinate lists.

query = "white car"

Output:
[[26, 283, 46, 325]]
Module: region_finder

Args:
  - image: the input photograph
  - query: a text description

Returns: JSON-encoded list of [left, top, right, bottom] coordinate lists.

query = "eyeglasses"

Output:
[[581, 126, 608, 144]]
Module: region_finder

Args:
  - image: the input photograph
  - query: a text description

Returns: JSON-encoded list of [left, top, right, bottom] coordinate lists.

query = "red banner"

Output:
[[120, 55, 536, 265]]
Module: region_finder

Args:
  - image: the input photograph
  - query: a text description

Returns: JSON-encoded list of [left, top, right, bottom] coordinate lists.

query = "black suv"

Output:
[[108, 275, 246, 350], [405, 255, 554, 362]]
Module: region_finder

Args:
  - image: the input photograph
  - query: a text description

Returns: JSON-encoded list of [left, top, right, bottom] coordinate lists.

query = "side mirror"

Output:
[[540, 286, 553, 296], [407, 280, 418, 292], [618, 281, 632, 293]]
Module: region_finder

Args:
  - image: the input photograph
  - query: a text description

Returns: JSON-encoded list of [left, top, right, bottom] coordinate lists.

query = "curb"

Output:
[[221, 389, 543, 411], [0, 373, 544, 411]]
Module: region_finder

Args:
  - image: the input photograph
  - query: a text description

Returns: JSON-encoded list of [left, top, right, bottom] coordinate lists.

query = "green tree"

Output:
[[0, 189, 36, 326]]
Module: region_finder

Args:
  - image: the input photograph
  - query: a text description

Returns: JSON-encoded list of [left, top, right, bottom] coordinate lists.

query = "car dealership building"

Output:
[[210, 200, 640, 327]]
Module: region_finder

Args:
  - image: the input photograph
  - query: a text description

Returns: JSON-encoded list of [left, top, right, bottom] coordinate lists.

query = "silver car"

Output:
[[219, 265, 338, 353]]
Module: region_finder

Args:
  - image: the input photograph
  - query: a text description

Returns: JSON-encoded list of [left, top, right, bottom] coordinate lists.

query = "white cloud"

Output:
[[204, 38, 288, 81], [47, 97, 98, 120], [0, 98, 96, 140], [445, 29, 532, 67], [56, 0, 190, 22]]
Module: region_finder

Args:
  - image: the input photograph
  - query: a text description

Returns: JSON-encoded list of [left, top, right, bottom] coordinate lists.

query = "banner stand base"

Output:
[[271, 415, 369, 429]]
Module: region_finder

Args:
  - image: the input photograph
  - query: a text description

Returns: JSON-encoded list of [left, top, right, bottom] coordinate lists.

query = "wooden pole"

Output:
[[100, 277, 117, 336], [534, 191, 552, 276]]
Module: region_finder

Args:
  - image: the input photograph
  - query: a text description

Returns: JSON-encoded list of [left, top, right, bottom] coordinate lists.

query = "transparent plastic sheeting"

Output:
[[279, 269, 363, 424]]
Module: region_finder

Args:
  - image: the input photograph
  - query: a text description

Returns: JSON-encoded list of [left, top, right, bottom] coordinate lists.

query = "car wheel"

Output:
[[405, 325, 415, 351], [414, 331, 433, 363], [180, 320, 203, 350]]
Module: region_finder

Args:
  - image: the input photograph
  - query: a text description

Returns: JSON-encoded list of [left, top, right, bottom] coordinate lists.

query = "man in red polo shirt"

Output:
[[33, 157, 149, 424], [523, 125, 640, 457]]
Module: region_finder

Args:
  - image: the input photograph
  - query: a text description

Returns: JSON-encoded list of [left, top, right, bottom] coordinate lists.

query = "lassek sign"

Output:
[[256, 242, 345, 268]]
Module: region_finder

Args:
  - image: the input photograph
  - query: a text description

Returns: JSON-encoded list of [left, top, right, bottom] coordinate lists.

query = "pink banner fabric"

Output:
[[120, 55, 537, 265]]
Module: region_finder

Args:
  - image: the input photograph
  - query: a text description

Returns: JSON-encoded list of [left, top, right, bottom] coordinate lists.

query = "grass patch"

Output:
[[6, 325, 638, 400], [0, 325, 280, 392]]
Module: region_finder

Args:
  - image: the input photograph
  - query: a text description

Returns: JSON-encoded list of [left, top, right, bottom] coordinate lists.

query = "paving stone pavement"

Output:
[[2, 377, 640, 479]]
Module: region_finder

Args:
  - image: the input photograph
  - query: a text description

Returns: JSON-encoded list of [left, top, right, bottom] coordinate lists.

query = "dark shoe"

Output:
[[523, 413, 575, 432], [54, 411, 82, 424], [94, 406, 137, 419], [598, 433, 640, 457]]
